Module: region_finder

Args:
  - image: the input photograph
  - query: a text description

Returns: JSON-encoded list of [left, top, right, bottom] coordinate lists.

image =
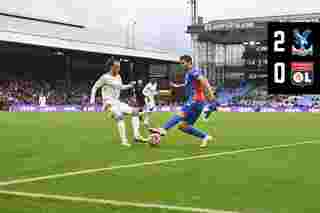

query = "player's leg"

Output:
[[120, 102, 148, 143], [178, 122, 207, 139], [194, 104, 213, 148], [178, 103, 212, 148], [202, 101, 217, 122], [149, 104, 210, 147], [149, 102, 194, 136], [102, 100, 113, 119], [107, 100, 130, 147], [111, 110, 131, 147], [177, 106, 207, 139], [143, 97, 155, 127], [143, 97, 150, 127], [149, 111, 185, 136], [143, 112, 151, 128]]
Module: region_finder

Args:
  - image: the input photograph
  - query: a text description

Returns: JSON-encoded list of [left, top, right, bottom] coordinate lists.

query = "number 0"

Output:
[[274, 62, 285, 83], [274, 31, 285, 52]]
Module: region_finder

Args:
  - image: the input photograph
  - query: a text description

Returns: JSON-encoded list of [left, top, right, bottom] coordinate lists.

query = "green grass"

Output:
[[0, 112, 320, 213]]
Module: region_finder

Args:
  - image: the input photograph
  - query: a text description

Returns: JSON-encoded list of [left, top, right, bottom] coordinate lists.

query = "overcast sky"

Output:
[[1, 0, 320, 53]]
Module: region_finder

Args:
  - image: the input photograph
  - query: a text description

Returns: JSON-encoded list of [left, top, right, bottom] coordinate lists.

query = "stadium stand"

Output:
[[2, 75, 320, 110]]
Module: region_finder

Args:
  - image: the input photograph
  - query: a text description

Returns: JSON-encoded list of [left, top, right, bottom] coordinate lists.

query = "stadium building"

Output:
[[0, 11, 182, 110], [187, 12, 320, 89]]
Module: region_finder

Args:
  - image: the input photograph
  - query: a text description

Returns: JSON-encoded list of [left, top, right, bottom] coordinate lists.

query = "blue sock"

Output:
[[163, 115, 182, 130], [180, 126, 207, 139]]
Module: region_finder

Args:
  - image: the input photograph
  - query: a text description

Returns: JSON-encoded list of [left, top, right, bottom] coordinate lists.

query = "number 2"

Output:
[[274, 31, 285, 52]]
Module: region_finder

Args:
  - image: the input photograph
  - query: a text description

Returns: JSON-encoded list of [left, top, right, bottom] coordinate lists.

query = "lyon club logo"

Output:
[[291, 62, 314, 87]]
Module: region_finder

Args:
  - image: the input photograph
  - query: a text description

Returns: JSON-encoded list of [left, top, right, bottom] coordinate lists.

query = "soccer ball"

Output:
[[149, 133, 161, 146]]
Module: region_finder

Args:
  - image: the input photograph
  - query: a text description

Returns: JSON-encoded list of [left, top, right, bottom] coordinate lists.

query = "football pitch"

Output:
[[0, 112, 320, 213]]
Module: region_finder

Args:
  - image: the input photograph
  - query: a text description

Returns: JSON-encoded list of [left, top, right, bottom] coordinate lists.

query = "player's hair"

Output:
[[104, 56, 120, 72], [180, 55, 192, 64]]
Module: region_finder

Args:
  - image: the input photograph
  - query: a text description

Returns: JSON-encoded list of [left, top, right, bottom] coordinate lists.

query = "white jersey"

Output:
[[90, 72, 132, 104], [90, 72, 135, 115], [143, 82, 158, 98], [143, 82, 158, 111], [39, 96, 46, 106]]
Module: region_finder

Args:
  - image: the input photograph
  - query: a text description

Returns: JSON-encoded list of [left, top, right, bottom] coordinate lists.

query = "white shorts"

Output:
[[144, 97, 156, 112], [103, 98, 133, 117]]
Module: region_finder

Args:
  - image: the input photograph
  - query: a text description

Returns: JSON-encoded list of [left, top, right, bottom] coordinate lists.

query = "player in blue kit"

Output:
[[149, 55, 216, 148]]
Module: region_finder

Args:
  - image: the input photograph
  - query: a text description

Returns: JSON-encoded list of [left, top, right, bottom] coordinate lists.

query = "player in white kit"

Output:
[[142, 79, 158, 127], [39, 93, 47, 107], [90, 58, 149, 147]]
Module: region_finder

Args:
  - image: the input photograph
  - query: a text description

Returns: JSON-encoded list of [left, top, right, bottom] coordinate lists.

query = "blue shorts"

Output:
[[180, 101, 205, 125]]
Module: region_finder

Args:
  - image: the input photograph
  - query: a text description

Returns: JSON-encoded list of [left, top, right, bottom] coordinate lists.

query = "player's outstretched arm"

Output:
[[90, 75, 105, 104], [104, 75, 134, 90], [121, 81, 135, 90], [121, 84, 133, 90], [170, 81, 186, 88]]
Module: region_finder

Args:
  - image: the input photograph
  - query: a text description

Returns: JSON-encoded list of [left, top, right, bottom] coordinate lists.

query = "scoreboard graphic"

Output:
[[268, 22, 320, 94]]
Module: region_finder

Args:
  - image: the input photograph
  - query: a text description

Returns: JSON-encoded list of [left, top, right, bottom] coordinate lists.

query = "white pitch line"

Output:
[[0, 140, 319, 187], [0, 190, 237, 213]]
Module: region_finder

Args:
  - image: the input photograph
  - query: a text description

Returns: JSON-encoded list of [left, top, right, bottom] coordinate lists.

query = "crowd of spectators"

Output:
[[0, 79, 102, 108], [226, 86, 320, 107], [1, 78, 320, 110], [0, 78, 173, 109]]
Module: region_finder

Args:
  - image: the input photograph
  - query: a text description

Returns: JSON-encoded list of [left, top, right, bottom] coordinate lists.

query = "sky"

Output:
[[1, 0, 320, 53]]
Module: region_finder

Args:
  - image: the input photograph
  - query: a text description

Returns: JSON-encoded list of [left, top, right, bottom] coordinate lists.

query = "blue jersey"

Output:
[[185, 68, 206, 103]]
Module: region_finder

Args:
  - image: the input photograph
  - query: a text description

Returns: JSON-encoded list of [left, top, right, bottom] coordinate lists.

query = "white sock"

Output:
[[144, 113, 150, 125], [132, 116, 140, 139], [117, 120, 128, 143]]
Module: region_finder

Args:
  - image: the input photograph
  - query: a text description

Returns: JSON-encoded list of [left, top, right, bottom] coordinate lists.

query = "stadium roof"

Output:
[[0, 12, 179, 62], [206, 12, 320, 24], [198, 28, 267, 44], [187, 12, 320, 44], [201, 12, 320, 32]]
